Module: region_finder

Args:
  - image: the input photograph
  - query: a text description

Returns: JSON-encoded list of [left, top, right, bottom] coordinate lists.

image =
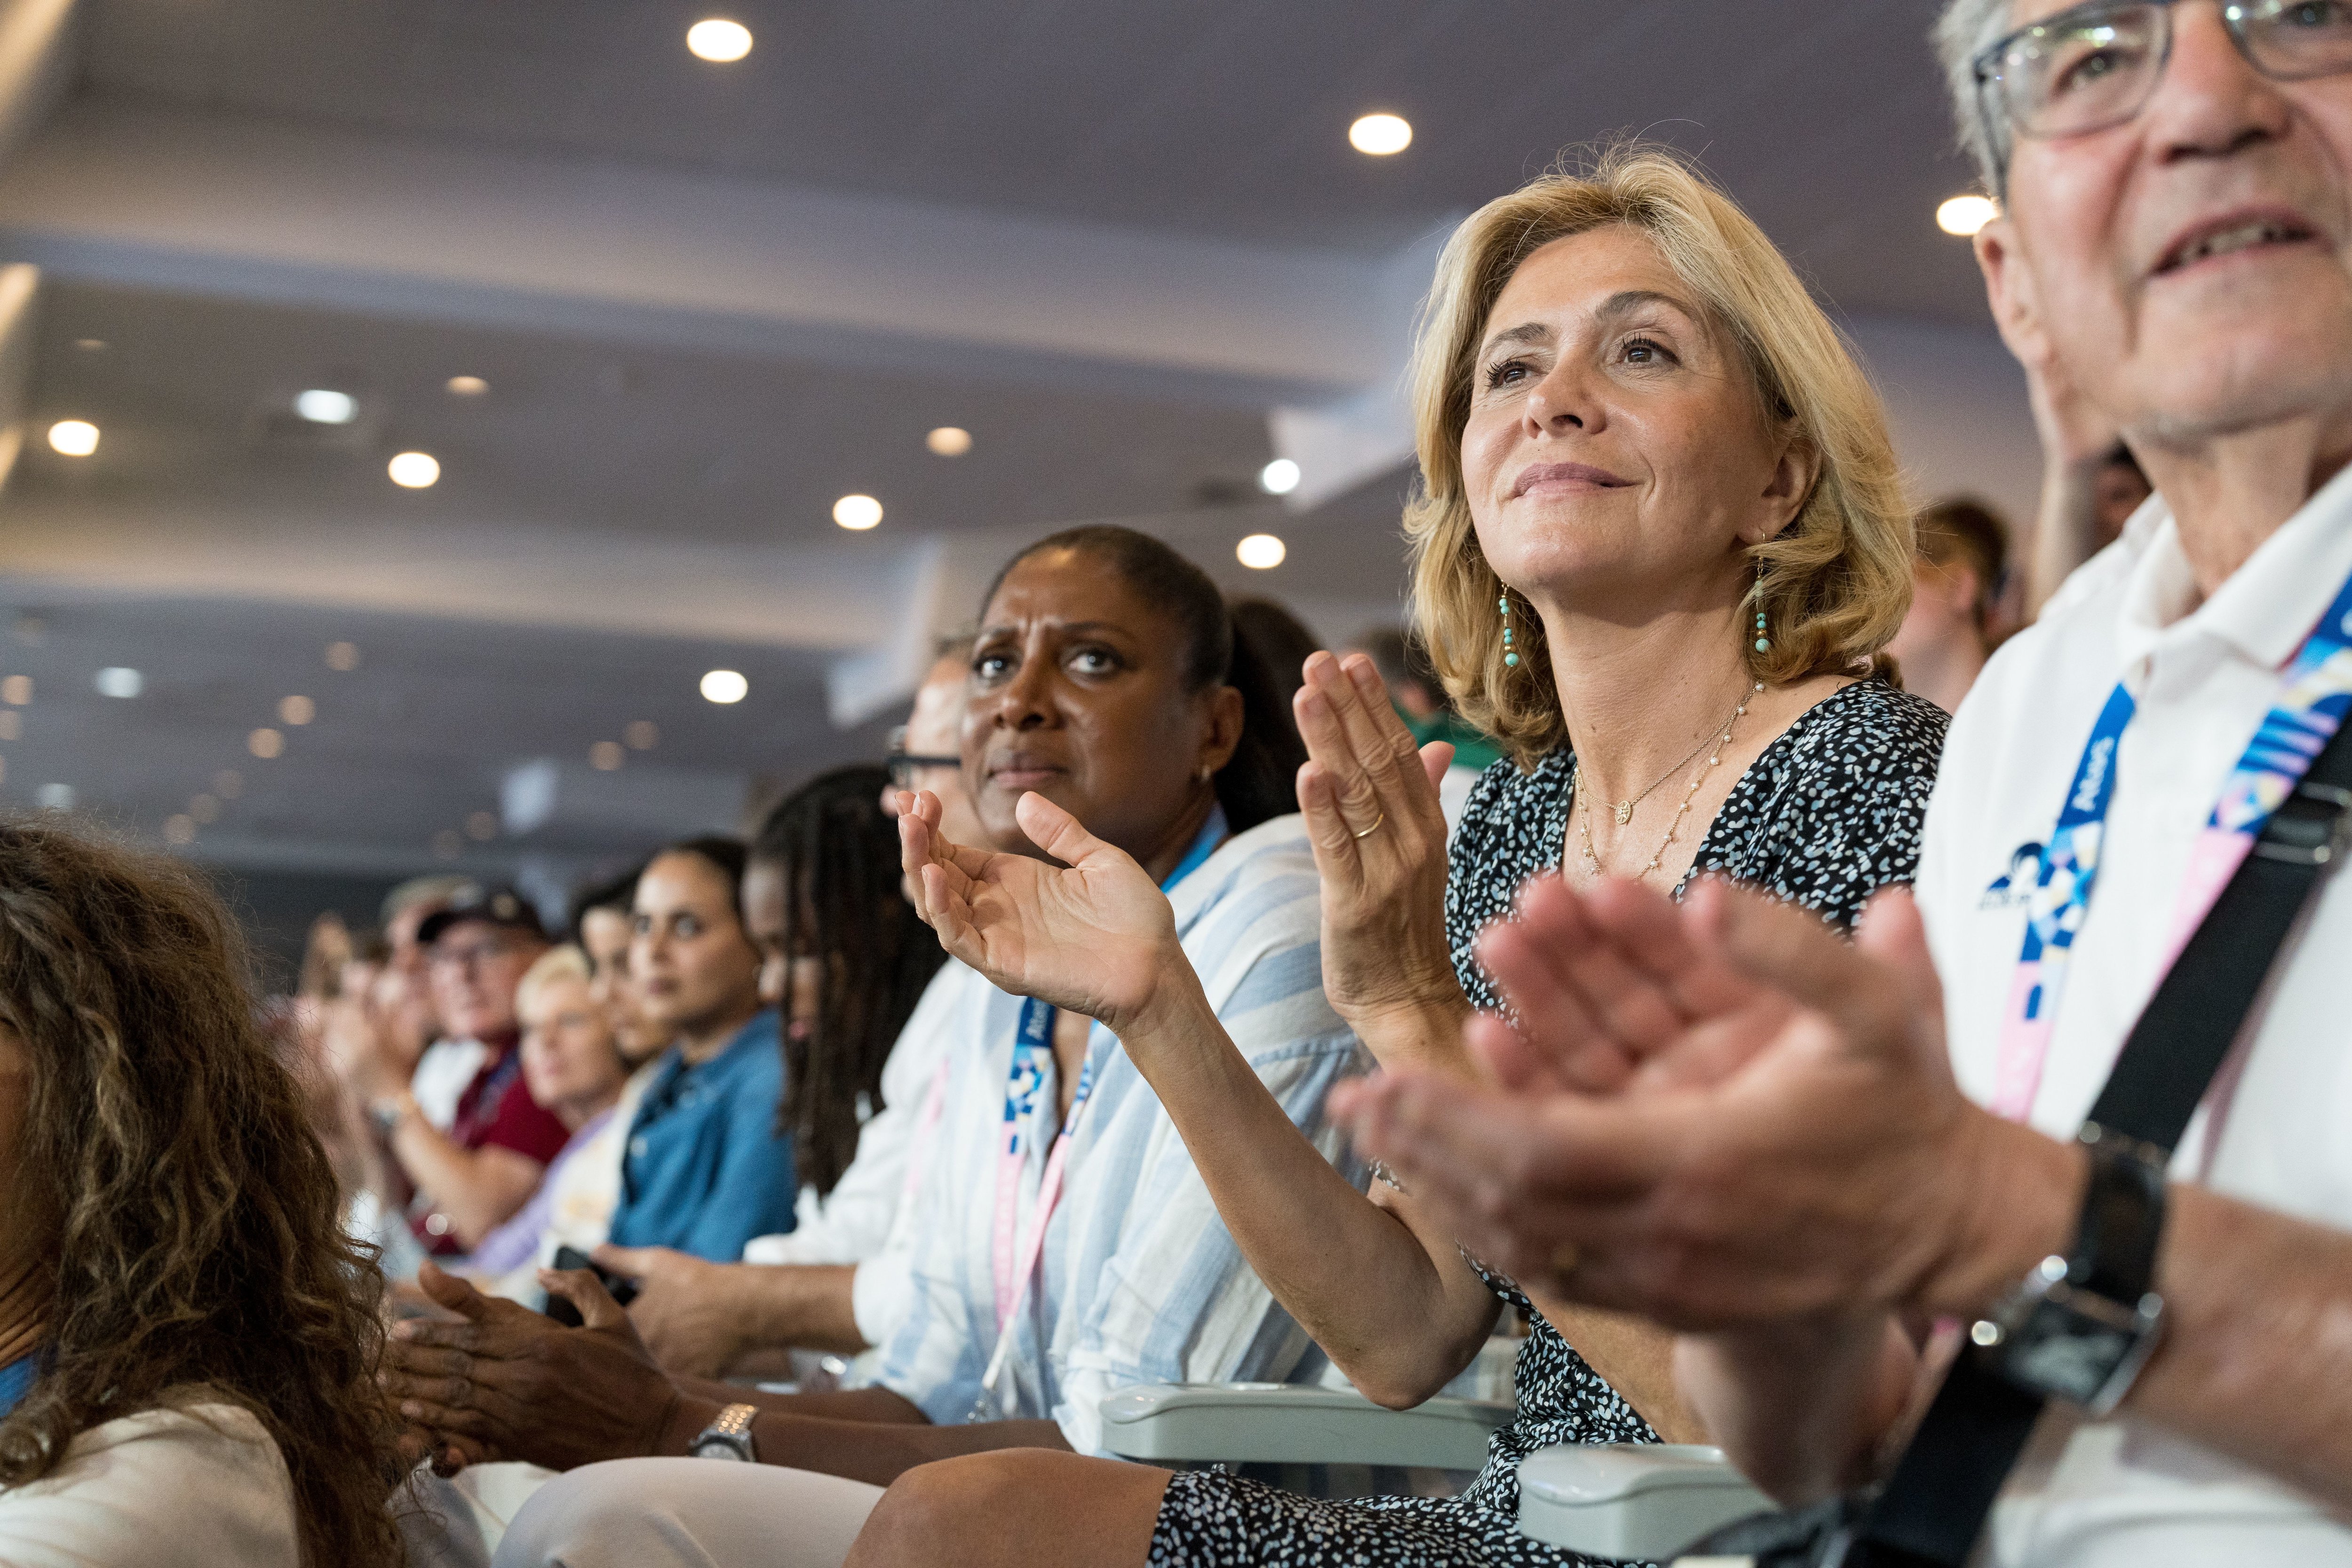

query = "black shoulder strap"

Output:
[[1851, 716, 2352, 1568]]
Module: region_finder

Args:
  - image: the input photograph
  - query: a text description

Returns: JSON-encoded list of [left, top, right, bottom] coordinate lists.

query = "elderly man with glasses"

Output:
[[1336, 3, 2352, 1565]]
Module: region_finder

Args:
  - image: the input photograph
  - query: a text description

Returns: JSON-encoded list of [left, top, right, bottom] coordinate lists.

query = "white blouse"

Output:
[[0, 1403, 298, 1568]]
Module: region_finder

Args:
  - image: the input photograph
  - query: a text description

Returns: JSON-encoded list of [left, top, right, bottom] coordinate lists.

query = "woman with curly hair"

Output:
[[0, 820, 403, 1567]]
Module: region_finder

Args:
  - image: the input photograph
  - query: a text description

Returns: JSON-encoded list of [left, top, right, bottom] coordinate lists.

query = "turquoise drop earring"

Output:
[[1752, 602, 1771, 655], [1500, 593, 1518, 667]]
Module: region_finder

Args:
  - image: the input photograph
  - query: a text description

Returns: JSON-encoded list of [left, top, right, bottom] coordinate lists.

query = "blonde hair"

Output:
[[1404, 143, 1915, 768], [516, 942, 592, 1018]]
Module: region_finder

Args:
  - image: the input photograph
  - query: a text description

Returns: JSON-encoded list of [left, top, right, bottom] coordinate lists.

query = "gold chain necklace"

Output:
[[1576, 683, 1763, 882], [1607, 722, 1723, 826]]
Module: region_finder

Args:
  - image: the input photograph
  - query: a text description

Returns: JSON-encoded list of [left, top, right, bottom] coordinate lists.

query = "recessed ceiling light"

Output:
[[47, 420, 98, 457], [625, 719, 660, 750], [295, 389, 358, 424], [445, 375, 489, 397], [278, 694, 315, 726], [35, 782, 73, 811], [687, 17, 753, 61], [926, 426, 972, 457], [1937, 194, 1999, 237], [93, 667, 142, 699], [325, 640, 360, 671], [1259, 458, 1301, 496], [1, 675, 30, 705], [1237, 533, 1287, 570], [248, 727, 284, 759], [1349, 113, 1412, 156], [834, 493, 883, 530], [163, 813, 196, 845], [388, 451, 440, 488], [700, 669, 749, 704], [589, 740, 626, 771]]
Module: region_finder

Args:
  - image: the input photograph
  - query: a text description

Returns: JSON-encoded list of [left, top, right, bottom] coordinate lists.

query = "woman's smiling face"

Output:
[[963, 545, 1234, 863], [1460, 223, 1804, 619]]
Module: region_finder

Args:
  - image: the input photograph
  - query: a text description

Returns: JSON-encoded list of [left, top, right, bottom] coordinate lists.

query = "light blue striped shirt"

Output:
[[863, 812, 1367, 1454]]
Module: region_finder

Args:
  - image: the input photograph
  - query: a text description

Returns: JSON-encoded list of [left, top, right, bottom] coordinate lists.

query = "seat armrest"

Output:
[[1099, 1383, 1510, 1471], [1517, 1443, 1772, 1563]]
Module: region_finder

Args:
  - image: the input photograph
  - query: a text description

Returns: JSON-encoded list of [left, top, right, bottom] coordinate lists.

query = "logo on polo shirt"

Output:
[[1980, 841, 2044, 910]]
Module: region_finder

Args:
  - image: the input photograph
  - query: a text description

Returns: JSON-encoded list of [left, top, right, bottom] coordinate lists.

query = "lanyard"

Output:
[[0, 1353, 34, 1418], [969, 806, 1226, 1416], [1993, 568, 2352, 1122]]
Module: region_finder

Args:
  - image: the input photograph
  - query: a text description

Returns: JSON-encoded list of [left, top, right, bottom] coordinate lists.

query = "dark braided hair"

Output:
[[982, 525, 1310, 833], [754, 766, 948, 1197]]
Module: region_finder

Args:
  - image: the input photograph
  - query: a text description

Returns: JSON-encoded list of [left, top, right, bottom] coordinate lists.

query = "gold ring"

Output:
[[1351, 812, 1387, 840], [1548, 1241, 1581, 1277]]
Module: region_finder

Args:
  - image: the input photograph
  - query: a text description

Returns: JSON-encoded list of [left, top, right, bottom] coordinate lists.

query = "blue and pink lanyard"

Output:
[[1993, 568, 2352, 1121], [971, 808, 1226, 1412]]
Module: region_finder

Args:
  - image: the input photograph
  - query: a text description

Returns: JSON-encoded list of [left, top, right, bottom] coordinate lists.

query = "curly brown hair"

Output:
[[0, 820, 403, 1568]]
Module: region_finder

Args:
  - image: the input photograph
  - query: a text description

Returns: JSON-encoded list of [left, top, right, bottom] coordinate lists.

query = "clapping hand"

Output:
[[1331, 877, 2046, 1329], [897, 787, 1190, 1035], [1291, 653, 1464, 1044]]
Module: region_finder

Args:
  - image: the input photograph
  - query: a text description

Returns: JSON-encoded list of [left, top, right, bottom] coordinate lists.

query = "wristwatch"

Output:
[[690, 1402, 759, 1462], [1969, 1122, 2169, 1416]]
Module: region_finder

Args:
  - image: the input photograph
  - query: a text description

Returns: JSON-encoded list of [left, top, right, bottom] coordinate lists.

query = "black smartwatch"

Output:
[[1969, 1122, 2169, 1416]]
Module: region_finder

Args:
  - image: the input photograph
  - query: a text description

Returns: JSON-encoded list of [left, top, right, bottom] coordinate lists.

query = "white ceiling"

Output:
[[0, 0, 2034, 935]]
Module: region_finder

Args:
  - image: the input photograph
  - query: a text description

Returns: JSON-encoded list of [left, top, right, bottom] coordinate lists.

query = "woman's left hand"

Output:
[[1293, 652, 1467, 1053], [897, 788, 1192, 1035]]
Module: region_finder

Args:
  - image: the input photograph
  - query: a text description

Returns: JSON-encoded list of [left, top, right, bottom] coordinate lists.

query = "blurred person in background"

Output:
[[601, 837, 796, 1262], [1354, 624, 1503, 826], [459, 945, 631, 1295], [1227, 596, 1321, 715], [0, 821, 401, 1568], [370, 885, 567, 1255], [572, 868, 674, 1069], [1886, 496, 2012, 712], [2020, 352, 2156, 618], [374, 874, 476, 1125], [601, 756, 961, 1378]]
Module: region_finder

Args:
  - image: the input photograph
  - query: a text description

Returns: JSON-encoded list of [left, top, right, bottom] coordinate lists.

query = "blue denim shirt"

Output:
[[605, 1009, 797, 1261], [0, 1352, 35, 1417]]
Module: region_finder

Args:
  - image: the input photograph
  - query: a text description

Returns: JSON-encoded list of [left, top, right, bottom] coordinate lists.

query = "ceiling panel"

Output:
[[82, 0, 1992, 320]]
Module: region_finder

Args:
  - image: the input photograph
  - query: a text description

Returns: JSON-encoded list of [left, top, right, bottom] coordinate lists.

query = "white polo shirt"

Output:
[[1917, 465, 2352, 1568]]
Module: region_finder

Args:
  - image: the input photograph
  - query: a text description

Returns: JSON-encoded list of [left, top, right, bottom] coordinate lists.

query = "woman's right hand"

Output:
[[1293, 652, 1469, 1060], [897, 787, 1197, 1038]]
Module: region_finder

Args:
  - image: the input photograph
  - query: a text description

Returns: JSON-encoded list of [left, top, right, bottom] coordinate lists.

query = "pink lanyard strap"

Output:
[[988, 996, 1099, 1335], [1990, 566, 2352, 1121]]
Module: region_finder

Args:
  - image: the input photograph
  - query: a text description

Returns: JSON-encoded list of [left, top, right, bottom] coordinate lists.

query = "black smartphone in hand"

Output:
[[543, 1244, 641, 1327]]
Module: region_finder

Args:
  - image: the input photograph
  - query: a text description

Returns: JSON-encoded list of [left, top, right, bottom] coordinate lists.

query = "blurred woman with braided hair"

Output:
[[0, 819, 404, 1567], [754, 764, 952, 1205]]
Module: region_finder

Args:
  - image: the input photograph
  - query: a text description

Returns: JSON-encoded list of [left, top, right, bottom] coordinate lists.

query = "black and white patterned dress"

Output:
[[1149, 678, 1948, 1568]]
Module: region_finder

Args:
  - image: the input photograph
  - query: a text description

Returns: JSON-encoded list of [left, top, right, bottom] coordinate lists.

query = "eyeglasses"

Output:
[[884, 724, 960, 790], [1974, 0, 2352, 165]]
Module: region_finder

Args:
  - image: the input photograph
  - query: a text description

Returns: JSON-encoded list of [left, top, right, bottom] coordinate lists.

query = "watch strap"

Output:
[[692, 1402, 758, 1462], [2069, 1124, 2166, 1303]]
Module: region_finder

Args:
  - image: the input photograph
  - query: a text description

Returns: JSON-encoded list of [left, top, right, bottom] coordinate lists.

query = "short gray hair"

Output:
[[1936, 0, 2019, 190]]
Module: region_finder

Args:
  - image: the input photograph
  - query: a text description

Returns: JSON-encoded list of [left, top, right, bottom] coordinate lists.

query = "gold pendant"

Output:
[[1614, 801, 1633, 826]]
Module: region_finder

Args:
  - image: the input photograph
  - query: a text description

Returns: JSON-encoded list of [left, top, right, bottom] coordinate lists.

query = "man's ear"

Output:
[[1975, 215, 2050, 369]]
